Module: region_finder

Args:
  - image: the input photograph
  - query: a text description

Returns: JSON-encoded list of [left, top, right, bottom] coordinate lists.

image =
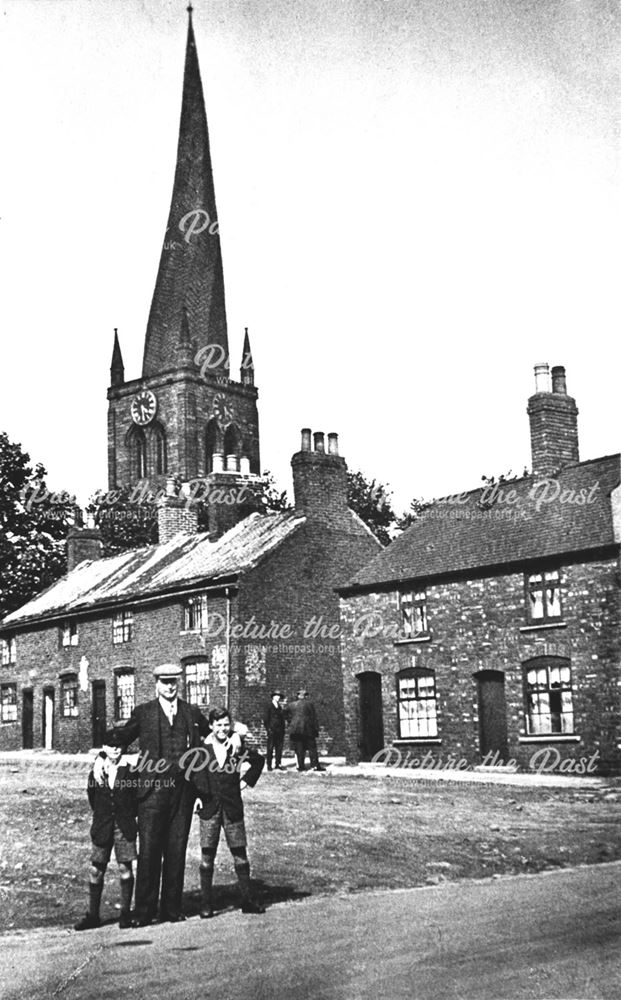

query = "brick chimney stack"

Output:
[[67, 511, 103, 572], [157, 477, 199, 544], [527, 363, 579, 479], [291, 428, 349, 526]]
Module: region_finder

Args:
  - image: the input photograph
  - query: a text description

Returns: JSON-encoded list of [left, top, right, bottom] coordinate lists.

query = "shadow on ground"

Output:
[[183, 880, 310, 917]]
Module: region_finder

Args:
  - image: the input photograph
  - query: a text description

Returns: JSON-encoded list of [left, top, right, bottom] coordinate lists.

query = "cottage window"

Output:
[[524, 658, 574, 735], [0, 684, 18, 723], [1, 636, 16, 666], [114, 672, 135, 721], [526, 570, 562, 622], [400, 591, 428, 638], [60, 675, 79, 717], [184, 594, 208, 632], [185, 660, 210, 709], [61, 622, 79, 647], [113, 610, 133, 644], [397, 668, 437, 738]]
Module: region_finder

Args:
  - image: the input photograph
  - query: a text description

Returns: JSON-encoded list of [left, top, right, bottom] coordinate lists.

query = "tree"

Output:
[[395, 496, 434, 532], [346, 470, 398, 546], [259, 471, 292, 514], [87, 484, 159, 557], [0, 432, 76, 620]]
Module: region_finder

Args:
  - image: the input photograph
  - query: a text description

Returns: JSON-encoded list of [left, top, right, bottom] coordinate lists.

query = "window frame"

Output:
[[0, 683, 18, 723], [396, 667, 438, 739], [1, 636, 16, 666], [60, 621, 79, 648], [60, 674, 79, 718], [523, 657, 574, 736], [399, 590, 429, 639], [114, 671, 135, 721], [184, 659, 210, 710], [525, 568, 563, 623], [183, 594, 209, 633], [112, 610, 134, 645]]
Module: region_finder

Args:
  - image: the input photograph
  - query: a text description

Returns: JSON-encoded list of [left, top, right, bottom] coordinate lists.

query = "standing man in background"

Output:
[[288, 689, 326, 772], [262, 690, 287, 771]]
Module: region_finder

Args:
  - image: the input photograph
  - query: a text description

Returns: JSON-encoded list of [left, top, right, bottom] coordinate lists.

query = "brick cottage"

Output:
[[338, 364, 621, 774], [0, 431, 379, 755]]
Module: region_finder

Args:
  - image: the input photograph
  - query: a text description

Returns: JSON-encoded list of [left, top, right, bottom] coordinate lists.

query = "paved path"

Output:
[[1, 861, 619, 1000], [0, 750, 616, 789]]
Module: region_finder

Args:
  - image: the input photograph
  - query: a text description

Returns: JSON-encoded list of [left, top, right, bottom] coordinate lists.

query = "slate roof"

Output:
[[2, 511, 305, 629], [344, 455, 620, 592]]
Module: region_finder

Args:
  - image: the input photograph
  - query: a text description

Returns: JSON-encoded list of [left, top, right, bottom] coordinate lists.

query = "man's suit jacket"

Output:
[[191, 741, 264, 823], [288, 698, 319, 740], [114, 698, 210, 800], [87, 762, 137, 846], [262, 702, 287, 736]]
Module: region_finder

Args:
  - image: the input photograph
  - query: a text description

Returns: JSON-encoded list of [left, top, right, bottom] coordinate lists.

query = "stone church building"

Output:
[[339, 364, 621, 774], [0, 11, 380, 754]]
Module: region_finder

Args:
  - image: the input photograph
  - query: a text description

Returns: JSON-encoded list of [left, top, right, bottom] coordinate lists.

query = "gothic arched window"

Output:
[[150, 423, 168, 475], [205, 419, 222, 474], [127, 427, 148, 480]]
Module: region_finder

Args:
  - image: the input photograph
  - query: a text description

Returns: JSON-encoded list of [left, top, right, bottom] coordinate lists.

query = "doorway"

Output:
[[357, 672, 384, 761], [42, 687, 54, 750], [22, 689, 33, 749], [91, 681, 107, 747], [476, 670, 508, 760]]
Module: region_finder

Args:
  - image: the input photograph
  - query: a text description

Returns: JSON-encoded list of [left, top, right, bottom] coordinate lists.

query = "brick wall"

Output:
[[340, 555, 621, 773], [0, 513, 379, 756], [107, 369, 260, 490]]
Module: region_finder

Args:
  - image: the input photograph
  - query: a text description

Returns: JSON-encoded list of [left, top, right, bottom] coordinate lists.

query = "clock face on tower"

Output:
[[130, 390, 158, 426], [212, 392, 233, 424]]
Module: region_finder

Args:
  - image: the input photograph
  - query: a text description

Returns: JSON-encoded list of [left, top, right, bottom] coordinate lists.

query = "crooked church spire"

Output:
[[142, 8, 228, 377]]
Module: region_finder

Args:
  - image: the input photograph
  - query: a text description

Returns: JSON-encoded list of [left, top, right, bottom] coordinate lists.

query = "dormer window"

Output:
[[526, 570, 562, 622], [400, 591, 429, 638]]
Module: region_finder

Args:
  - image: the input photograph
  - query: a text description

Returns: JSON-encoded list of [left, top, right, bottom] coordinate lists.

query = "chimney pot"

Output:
[[239, 455, 250, 475], [225, 454, 239, 472], [327, 432, 339, 456], [212, 452, 224, 473], [300, 428, 312, 452], [313, 431, 325, 453], [551, 365, 567, 395], [534, 363, 550, 394]]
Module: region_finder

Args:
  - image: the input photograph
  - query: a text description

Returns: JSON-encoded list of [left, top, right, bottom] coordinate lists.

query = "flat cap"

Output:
[[153, 663, 183, 679], [296, 688, 308, 697]]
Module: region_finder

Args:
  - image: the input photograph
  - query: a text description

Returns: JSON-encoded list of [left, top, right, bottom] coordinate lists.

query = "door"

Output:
[[22, 689, 34, 749], [42, 687, 54, 750], [358, 672, 384, 761], [91, 681, 107, 747], [476, 670, 508, 760]]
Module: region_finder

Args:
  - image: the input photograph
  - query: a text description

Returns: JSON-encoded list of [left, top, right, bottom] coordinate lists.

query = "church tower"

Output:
[[107, 8, 261, 530]]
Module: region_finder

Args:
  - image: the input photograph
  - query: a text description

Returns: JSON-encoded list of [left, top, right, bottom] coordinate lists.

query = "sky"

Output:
[[0, 0, 619, 515]]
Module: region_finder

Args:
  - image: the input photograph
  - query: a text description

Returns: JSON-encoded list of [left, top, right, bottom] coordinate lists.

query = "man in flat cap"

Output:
[[111, 663, 244, 925], [262, 690, 288, 771], [288, 689, 325, 772]]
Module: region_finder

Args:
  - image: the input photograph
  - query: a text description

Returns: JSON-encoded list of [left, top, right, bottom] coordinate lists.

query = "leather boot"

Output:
[[119, 875, 134, 929], [199, 865, 214, 919], [74, 882, 103, 931], [236, 862, 265, 914]]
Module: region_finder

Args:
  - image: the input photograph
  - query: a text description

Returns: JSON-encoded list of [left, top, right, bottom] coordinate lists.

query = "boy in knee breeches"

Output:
[[191, 708, 265, 917], [75, 729, 138, 931]]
